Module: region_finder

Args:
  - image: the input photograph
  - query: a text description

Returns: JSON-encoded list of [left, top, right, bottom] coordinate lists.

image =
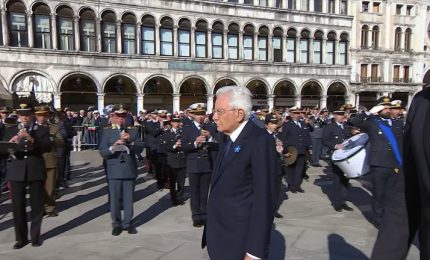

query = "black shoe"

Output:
[[32, 240, 42, 247], [341, 204, 354, 211], [172, 200, 184, 206], [297, 188, 305, 193], [13, 241, 28, 249], [290, 189, 297, 194], [274, 212, 284, 218], [333, 205, 343, 212], [193, 221, 203, 228], [112, 227, 122, 236], [45, 211, 59, 218], [303, 174, 310, 181], [126, 227, 138, 234]]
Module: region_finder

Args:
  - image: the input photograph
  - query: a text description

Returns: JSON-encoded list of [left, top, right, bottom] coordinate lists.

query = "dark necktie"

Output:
[[221, 137, 232, 164]]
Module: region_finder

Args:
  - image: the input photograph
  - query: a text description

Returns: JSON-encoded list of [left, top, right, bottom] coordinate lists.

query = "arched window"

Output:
[[299, 29, 310, 64], [212, 21, 224, 59], [361, 25, 369, 48], [313, 30, 323, 64], [286, 28, 297, 63], [7, 0, 28, 47], [121, 13, 136, 54], [228, 23, 239, 60], [326, 32, 336, 65], [404, 28, 412, 51], [33, 3, 51, 49], [273, 27, 283, 62], [178, 18, 191, 57], [195, 20, 208, 58], [339, 33, 348, 65], [141, 15, 155, 55], [160, 17, 173, 56], [57, 5, 74, 51], [101, 11, 116, 53], [258, 26, 269, 61], [79, 8, 96, 52], [243, 24, 255, 60], [371, 26, 379, 49], [394, 27, 402, 51]]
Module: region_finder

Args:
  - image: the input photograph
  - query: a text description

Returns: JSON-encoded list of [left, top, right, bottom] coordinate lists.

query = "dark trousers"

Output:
[[311, 138, 322, 165], [188, 172, 211, 223], [275, 173, 285, 211], [154, 153, 168, 189], [168, 167, 186, 203], [108, 179, 135, 229], [65, 146, 72, 180], [286, 155, 306, 191], [331, 163, 349, 207], [57, 156, 66, 186], [370, 167, 410, 260], [10, 181, 44, 243]]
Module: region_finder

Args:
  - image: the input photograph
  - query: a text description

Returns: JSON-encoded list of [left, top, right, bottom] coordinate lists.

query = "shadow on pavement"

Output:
[[133, 193, 172, 227], [328, 233, 369, 260]]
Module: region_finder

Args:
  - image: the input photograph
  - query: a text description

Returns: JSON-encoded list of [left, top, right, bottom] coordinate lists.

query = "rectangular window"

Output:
[[122, 24, 135, 54], [393, 65, 400, 82], [286, 38, 295, 63], [404, 66, 410, 82], [328, 0, 335, 13], [326, 41, 335, 65], [142, 26, 155, 55], [273, 36, 282, 62], [314, 0, 322, 12], [212, 32, 223, 59], [258, 36, 267, 61], [195, 31, 207, 58], [102, 22, 116, 53], [299, 39, 308, 64], [396, 5, 402, 15], [178, 30, 190, 57], [340, 0, 348, 15], [160, 28, 173, 56], [313, 40, 321, 64], [372, 2, 380, 13], [9, 12, 28, 47], [339, 41, 347, 65], [243, 35, 253, 60], [361, 64, 368, 81], [362, 1, 369, 12], [371, 64, 378, 82], [288, 0, 296, 9], [275, 0, 282, 8], [406, 5, 413, 16], [228, 34, 238, 60], [35, 15, 51, 49], [228, 0, 238, 2], [58, 17, 73, 51], [81, 20, 96, 52], [244, 0, 253, 5]]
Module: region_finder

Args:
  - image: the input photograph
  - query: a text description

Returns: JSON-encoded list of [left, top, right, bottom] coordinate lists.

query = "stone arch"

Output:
[[54, 3, 76, 16], [179, 77, 208, 110], [300, 80, 323, 107], [142, 75, 174, 111], [273, 79, 297, 108], [245, 79, 269, 108], [103, 74, 138, 113], [11, 70, 56, 106], [59, 73, 99, 110], [59, 71, 101, 92], [29, 0, 51, 11], [327, 81, 348, 111], [213, 77, 240, 95], [0, 74, 12, 105]]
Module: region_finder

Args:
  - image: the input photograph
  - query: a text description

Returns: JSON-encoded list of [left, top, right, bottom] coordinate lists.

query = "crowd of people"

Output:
[[0, 84, 429, 259]]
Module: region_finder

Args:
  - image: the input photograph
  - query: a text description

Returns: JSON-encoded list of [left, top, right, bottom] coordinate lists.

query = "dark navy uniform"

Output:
[[350, 111, 409, 260], [322, 120, 352, 209], [154, 126, 169, 189], [143, 119, 162, 174]]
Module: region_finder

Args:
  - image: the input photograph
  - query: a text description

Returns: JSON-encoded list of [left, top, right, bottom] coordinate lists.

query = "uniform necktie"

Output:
[[221, 137, 232, 164]]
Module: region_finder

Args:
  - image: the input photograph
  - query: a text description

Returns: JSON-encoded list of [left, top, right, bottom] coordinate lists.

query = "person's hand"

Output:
[[175, 139, 182, 148], [335, 144, 344, 150], [114, 139, 125, 146], [284, 153, 292, 158], [369, 105, 385, 115], [195, 135, 206, 145], [9, 135, 19, 143], [244, 254, 255, 260], [200, 129, 211, 138], [120, 131, 131, 142]]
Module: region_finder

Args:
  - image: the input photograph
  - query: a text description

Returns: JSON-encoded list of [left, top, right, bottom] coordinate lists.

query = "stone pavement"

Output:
[[0, 150, 420, 260]]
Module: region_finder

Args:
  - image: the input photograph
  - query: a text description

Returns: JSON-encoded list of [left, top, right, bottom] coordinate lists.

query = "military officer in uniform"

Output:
[[2, 103, 51, 249], [181, 104, 217, 227], [161, 115, 187, 206], [350, 97, 410, 260], [281, 106, 312, 193], [34, 106, 65, 217], [143, 110, 162, 177], [99, 104, 144, 236], [0, 106, 10, 192], [309, 106, 325, 167], [322, 108, 354, 212]]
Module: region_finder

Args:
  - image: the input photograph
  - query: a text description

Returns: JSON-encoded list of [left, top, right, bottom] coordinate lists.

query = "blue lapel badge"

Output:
[[233, 145, 241, 153]]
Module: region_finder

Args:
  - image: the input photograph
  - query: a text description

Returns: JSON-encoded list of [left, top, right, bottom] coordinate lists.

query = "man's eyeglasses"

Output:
[[213, 108, 238, 116]]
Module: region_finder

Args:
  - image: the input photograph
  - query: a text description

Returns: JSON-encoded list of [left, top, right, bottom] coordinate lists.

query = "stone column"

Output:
[[239, 30, 244, 60], [282, 35, 287, 62], [309, 37, 314, 64], [268, 33, 273, 62], [136, 22, 141, 55], [1, 10, 9, 46], [309, 0, 314, 11], [355, 92, 360, 107], [207, 94, 214, 114], [322, 37, 327, 64], [367, 28, 372, 49], [334, 0, 340, 14], [295, 36, 300, 63], [137, 94, 144, 113], [95, 18, 101, 52], [282, 0, 288, 9], [267, 94, 275, 110], [399, 32, 405, 51], [295, 95, 302, 107], [238, 0, 244, 4], [253, 0, 259, 5], [155, 23, 160, 55], [172, 94, 181, 113], [116, 20, 122, 53], [173, 25, 178, 57], [207, 28, 212, 59], [191, 26, 196, 58], [50, 13, 58, 49], [223, 29, 228, 59], [27, 11, 34, 48], [322, 0, 328, 12], [334, 39, 339, 64], [320, 95, 327, 109], [97, 94, 105, 115], [74, 16, 80, 51], [53, 93, 62, 109], [253, 32, 258, 61]]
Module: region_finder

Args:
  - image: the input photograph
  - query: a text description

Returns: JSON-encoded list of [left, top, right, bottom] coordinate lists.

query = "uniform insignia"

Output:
[[378, 130, 382, 135], [394, 168, 399, 174], [234, 145, 241, 153]]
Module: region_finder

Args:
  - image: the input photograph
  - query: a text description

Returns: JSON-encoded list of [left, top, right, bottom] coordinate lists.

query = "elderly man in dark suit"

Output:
[[404, 87, 430, 259], [2, 103, 51, 249], [203, 86, 279, 260], [99, 104, 144, 236]]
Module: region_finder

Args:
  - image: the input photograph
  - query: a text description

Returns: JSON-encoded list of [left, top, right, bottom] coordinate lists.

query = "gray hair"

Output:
[[215, 85, 253, 120]]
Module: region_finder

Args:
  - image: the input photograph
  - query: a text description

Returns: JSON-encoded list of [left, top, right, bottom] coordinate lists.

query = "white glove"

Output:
[[369, 105, 385, 115]]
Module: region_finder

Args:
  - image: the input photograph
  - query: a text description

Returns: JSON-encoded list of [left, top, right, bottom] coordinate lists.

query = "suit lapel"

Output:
[[211, 121, 254, 188]]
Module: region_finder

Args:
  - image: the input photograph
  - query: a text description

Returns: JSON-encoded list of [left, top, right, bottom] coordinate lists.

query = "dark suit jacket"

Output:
[[143, 121, 162, 151], [2, 124, 51, 181], [322, 122, 352, 154], [160, 129, 186, 169], [350, 112, 403, 169], [204, 121, 279, 260], [404, 87, 430, 255], [281, 120, 312, 155], [99, 126, 144, 179]]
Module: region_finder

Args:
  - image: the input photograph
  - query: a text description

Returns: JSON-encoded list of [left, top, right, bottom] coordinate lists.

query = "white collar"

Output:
[[228, 121, 248, 142], [193, 121, 202, 129]]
